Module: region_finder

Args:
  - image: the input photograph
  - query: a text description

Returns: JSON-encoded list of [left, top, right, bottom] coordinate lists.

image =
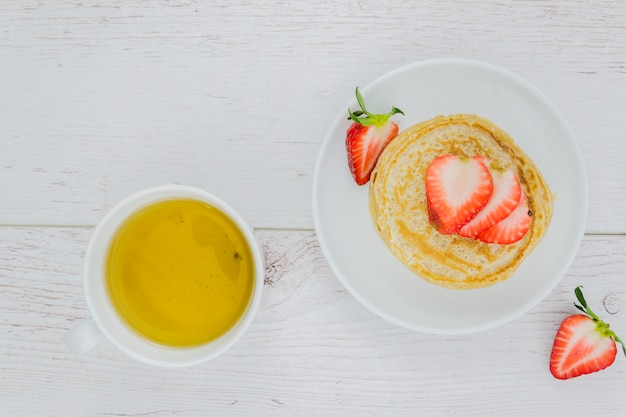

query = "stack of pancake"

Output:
[[369, 114, 553, 289]]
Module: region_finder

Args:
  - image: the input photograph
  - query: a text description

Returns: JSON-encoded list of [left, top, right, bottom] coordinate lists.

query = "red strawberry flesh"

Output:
[[346, 122, 399, 186], [425, 155, 493, 234], [458, 157, 522, 238], [549, 286, 626, 379], [476, 192, 531, 244], [345, 87, 403, 186], [550, 314, 617, 379]]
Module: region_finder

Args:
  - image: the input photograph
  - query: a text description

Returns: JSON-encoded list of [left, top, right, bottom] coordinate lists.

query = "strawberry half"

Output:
[[550, 286, 626, 379], [346, 87, 404, 185], [425, 155, 494, 234], [458, 156, 522, 238], [475, 192, 531, 244]]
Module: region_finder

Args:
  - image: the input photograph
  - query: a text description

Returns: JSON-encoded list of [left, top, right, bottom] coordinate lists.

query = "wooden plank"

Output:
[[0, 1, 625, 231], [1, 226, 624, 416]]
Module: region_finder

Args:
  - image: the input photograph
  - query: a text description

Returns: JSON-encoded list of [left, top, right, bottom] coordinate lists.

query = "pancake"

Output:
[[369, 114, 553, 289]]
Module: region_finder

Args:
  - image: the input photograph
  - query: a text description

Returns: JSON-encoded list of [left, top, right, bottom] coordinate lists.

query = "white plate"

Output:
[[312, 58, 588, 335]]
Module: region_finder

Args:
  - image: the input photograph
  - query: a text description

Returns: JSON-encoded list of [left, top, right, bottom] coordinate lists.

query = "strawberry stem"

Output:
[[573, 286, 626, 357], [348, 86, 404, 127]]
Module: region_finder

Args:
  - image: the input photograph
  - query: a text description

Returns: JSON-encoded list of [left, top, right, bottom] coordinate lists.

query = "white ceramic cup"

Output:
[[65, 185, 264, 367]]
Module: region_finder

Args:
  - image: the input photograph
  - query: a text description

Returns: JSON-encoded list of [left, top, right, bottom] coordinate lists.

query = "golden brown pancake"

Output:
[[369, 114, 553, 289]]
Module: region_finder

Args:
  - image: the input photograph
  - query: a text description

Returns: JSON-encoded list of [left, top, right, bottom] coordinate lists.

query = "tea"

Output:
[[105, 198, 255, 347]]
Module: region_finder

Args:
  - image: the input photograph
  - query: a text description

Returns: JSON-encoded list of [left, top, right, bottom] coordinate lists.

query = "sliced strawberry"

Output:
[[550, 315, 617, 379], [346, 87, 403, 185], [425, 155, 493, 234], [458, 156, 522, 238], [475, 192, 531, 244], [550, 286, 626, 379], [346, 122, 399, 185]]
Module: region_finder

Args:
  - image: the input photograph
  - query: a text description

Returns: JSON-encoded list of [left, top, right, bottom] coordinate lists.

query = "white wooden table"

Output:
[[2, 1, 625, 415]]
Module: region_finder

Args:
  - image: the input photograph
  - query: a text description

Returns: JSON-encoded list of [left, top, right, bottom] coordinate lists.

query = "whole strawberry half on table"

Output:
[[550, 286, 626, 379], [345, 87, 404, 186]]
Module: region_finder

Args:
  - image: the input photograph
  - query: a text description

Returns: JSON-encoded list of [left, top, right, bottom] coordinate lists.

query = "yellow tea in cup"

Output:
[[105, 198, 255, 347]]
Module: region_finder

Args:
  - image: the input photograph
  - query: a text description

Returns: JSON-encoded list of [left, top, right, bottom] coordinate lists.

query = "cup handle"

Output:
[[65, 318, 105, 355]]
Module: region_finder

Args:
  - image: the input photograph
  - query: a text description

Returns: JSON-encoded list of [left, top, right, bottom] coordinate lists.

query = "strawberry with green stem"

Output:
[[550, 286, 626, 379], [346, 87, 404, 185]]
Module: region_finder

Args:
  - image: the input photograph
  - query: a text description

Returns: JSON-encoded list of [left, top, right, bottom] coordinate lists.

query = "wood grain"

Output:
[[1, 227, 625, 416], [2, 1, 626, 416], [1, 0, 626, 231]]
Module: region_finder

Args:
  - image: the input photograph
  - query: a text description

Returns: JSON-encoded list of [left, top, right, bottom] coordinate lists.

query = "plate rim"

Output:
[[312, 57, 588, 334]]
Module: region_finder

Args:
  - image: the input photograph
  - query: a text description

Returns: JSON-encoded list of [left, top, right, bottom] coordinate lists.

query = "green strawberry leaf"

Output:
[[347, 87, 404, 127]]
